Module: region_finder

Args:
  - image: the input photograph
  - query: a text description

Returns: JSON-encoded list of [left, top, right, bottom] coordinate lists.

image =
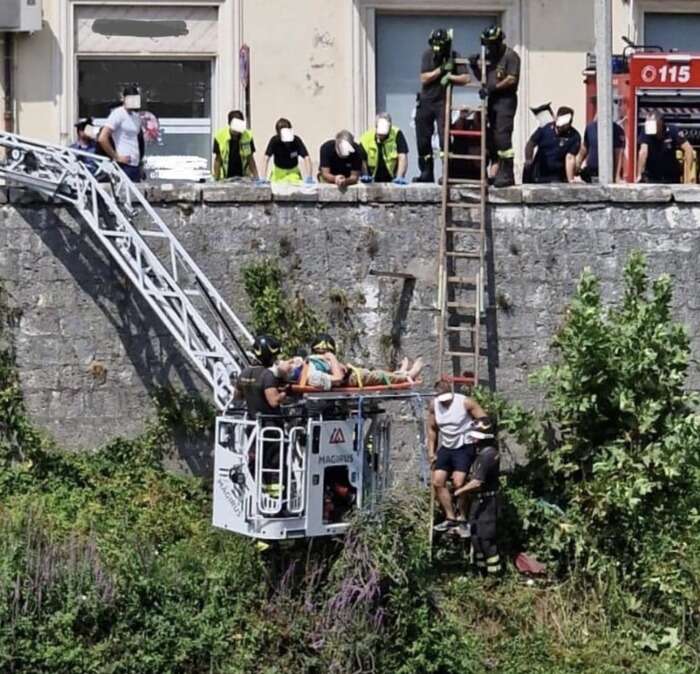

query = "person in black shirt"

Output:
[[263, 117, 313, 184], [637, 112, 695, 184], [415, 28, 470, 182], [319, 130, 363, 187], [577, 117, 626, 182], [523, 106, 581, 183], [212, 110, 259, 180], [455, 417, 501, 577], [449, 108, 482, 181], [469, 25, 520, 187]]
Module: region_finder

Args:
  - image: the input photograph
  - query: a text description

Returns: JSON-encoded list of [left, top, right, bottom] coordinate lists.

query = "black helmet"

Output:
[[252, 334, 281, 367], [481, 25, 504, 46], [311, 333, 336, 354], [470, 416, 497, 442], [428, 28, 451, 51]]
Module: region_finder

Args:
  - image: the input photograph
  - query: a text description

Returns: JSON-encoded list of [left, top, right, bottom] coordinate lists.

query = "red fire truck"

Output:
[[585, 46, 700, 182]]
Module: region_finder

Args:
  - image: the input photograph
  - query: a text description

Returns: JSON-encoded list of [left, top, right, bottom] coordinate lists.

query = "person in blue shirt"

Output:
[[577, 117, 626, 182], [523, 106, 581, 183], [69, 117, 99, 174], [637, 112, 695, 184]]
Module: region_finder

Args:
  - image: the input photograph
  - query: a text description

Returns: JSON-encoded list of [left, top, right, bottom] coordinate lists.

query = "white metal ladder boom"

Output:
[[0, 131, 253, 410]]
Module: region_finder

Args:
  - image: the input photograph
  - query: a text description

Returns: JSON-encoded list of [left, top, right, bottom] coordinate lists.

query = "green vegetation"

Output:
[[1, 254, 699, 672]]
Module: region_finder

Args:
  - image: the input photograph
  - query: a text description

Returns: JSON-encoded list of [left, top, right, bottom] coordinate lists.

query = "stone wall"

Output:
[[1, 181, 699, 468]]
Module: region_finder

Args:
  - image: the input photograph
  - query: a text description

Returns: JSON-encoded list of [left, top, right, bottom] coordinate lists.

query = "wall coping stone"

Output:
[[1, 180, 698, 207]]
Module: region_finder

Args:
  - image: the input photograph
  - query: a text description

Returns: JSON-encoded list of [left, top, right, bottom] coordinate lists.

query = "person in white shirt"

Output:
[[98, 85, 144, 182], [427, 379, 488, 537]]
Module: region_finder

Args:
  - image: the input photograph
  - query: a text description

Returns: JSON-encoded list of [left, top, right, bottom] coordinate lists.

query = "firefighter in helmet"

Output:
[[470, 25, 520, 188], [455, 416, 502, 577], [235, 334, 285, 417], [414, 28, 470, 183]]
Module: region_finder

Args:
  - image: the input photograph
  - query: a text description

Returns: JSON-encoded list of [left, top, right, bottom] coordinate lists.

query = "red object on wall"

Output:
[[586, 52, 700, 182]]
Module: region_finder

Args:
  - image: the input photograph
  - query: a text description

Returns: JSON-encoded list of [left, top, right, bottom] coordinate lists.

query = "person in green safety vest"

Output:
[[359, 113, 409, 184], [262, 117, 314, 184], [211, 110, 259, 180]]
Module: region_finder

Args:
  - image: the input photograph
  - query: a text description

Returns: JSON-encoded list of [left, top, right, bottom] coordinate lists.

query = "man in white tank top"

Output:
[[427, 380, 487, 536]]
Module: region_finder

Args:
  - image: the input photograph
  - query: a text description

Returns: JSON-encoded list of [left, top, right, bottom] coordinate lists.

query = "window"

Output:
[[78, 59, 212, 174], [375, 13, 497, 179], [645, 12, 700, 52]]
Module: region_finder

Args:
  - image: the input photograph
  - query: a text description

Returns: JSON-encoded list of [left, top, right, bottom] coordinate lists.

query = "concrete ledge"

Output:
[[317, 184, 358, 203], [522, 184, 609, 204], [357, 183, 405, 203], [145, 182, 202, 203], [607, 184, 672, 203], [270, 183, 319, 202], [671, 185, 700, 203], [404, 183, 440, 203], [201, 182, 271, 203]]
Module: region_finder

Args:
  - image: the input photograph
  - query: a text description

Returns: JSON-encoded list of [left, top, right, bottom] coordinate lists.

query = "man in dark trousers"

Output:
[[637, 111, 695, 184], [523, 106, 581, 183], [414, 28, 470, 183], [455, 416, 501, 577], [470, 26, 520, 187], [235, 335, 286, 494]]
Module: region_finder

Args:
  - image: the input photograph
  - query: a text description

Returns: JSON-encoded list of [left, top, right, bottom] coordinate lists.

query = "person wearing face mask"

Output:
[[358, 113, 409, 184], [212, 110, 259, 181], [414, 28, 470, 183], [98, 85, 145, 182], [263, 117, 313, 184], [69, 117, 99, 175], [469, 26, 520, 188], [637, 112, 695, 184], [523, 106, 581, 184], [319, 130, 362, 187], [577, 113, 626, 183], [427, 380, 488, 538]]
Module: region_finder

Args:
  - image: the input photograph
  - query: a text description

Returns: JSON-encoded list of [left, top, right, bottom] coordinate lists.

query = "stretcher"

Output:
[[290, 380, 419, 395]]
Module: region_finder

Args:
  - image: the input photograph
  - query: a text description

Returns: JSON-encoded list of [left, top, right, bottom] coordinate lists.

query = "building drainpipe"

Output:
[[3, 32, 13, 133]]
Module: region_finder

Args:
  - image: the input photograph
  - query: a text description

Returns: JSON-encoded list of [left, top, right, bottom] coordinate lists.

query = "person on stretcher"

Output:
[[276, 333, 423, 390]]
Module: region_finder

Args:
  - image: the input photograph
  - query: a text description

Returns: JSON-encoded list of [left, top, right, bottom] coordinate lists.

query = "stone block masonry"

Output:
[[1, 182, 699, 469]]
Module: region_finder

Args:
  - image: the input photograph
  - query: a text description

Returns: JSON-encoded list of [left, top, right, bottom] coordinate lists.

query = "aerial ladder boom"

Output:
[[0, 131, 252, 410]]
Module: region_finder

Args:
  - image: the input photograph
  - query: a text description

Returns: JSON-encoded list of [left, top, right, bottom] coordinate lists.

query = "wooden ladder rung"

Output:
[[446, 301, 478, 310], [446, 325, 477, 332], [445, 350, 477, 358], [446, 202, 480, 209], [445, 251, 480, 259], [447, 274, 478, 283]]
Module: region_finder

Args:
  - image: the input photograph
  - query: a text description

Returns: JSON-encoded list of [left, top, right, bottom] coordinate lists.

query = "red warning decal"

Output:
[[329, 427, 346, 444]]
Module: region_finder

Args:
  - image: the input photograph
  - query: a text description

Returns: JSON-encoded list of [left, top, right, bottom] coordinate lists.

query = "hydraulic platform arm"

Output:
[[0, 131, 253, 410]]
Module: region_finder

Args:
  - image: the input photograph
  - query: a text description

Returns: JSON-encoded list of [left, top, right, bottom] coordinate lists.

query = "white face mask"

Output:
[[280, 127, 294, 143], [555, 113, 572, 128], [230, 117, 247, 134], [376, 118, 391, 136], [83, 124, 98, 140], [644, 119, 658, 136], [124, 95, 141, 110], [337, 139, 354, 158]]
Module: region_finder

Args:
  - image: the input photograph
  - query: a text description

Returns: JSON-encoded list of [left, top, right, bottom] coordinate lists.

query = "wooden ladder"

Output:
[[436, 49, 488, 388]]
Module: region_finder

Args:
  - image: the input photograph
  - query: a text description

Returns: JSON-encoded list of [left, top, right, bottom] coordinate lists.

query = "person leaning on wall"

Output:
[[212, 110, 260, 181]]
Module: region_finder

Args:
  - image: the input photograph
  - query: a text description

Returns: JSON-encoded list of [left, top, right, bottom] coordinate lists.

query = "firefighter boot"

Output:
[[493, 158, 514, 188], [413, 156, 435, 183]]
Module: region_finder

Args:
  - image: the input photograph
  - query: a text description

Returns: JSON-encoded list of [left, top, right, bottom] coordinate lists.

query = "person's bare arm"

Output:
[[345, 170, 360, 187], [448, 72, 470, 87], [465, 397, 487, 419], [565, 153, 577, 183], [248, 155, 260, 179], [262, 155, 271, 179], [681, 140, 696, 184], [212, 154, 221, 180], [264, 387, 286, 408], [324, 353, 346, 385], [397, 153, 408, 178], [637, 143, 649, 182], [320, 166, 336, 184], [98, 126, 128, 164], [454, 478, 482, 496], [427, 406, 438, 463], [302, 155, 313, 179], [577, 143, 588, 171], [613, 148, 624, 183]]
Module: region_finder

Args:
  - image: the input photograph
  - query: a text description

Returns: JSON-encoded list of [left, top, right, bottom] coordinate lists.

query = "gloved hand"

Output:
[[441, 60, 454, 74], [440, 73, 452, 87], [392, 176, 408, 185], [478, 86, 489, 100], [468, 53, 480, 68], [255, 178, 270, 186], [303, 176, 314, 185], [360, 174, 374, 184]]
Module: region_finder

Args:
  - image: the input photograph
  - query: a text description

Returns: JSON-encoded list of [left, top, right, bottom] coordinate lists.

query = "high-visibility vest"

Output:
[[214, 126, 254, 179], [360, 126, 400, 178]]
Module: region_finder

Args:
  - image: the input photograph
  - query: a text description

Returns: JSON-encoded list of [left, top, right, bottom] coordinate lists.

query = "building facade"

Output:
[[3, 0, 700, 178]]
